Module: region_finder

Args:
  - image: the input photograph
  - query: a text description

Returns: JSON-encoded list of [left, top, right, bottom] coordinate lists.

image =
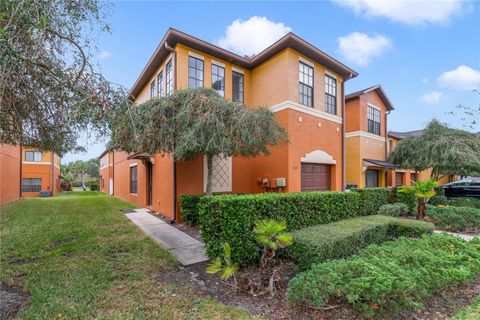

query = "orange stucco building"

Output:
[[21, 146, 61, 197], [0, 144, 21, 205], [1, 145, 61, 205], [102, 28, 358, 221]]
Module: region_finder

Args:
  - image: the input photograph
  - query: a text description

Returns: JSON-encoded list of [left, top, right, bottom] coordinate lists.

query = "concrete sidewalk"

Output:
[[125, 209, 209, 266], [434, 230, 478, 241]]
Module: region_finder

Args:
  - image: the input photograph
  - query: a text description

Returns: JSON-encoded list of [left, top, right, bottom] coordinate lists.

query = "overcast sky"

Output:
[[62, 0, 480, 164]]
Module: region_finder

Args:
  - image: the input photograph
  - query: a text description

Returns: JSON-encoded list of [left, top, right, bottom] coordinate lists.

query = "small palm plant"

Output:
[[206, 242, 239, 288], [254, 219, 293, 270], [399, 179, 438, 219]]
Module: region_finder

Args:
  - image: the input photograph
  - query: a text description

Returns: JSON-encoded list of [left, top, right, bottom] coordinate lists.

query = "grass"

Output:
[[450, 297, 480, 320], [449, 197, 480, 209], [0, 191, 254, 319]]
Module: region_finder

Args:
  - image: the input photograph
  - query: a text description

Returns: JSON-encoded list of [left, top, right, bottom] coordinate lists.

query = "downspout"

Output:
[[165, 41, 178, 222], [19, 144, 23, 198], [385, 110, 390, 187], [342, 75, 350, 191], [51, 154, 54, 195]]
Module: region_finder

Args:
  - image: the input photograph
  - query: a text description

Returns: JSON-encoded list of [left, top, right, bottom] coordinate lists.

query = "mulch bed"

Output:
[[0, 283, 29, 320]]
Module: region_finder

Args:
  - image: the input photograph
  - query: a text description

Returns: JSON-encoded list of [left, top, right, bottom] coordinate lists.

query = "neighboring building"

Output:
[[387, 131, 457, 185], [345, 85, 401, 188], [0, 144, 21, 205], [103, 28, 358, 221], [21, 146, 61, 197], [99, 150, 114, 195]]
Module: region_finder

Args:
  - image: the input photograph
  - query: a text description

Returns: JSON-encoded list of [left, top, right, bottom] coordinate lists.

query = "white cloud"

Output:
[[97, 50, 112, 60], [216, 16, 292, 57], [420, 91, 445, 104], [438, 65, 480, 91], [337, 32, 391, 66], [333, 0, 468, 25]]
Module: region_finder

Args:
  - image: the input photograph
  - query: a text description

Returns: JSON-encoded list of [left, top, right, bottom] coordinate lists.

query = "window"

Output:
[[130, 166, 137, 194], [298, 62, 313, 107], [325, 75, 337, 114], [211, 64, 225, 97], [388, 139, 394, 153], [25, 151, 42, 162], [203, 155, 232, 193], [150, 80, 156, 99], [232, 71, 244, 103], [367, 106, 381, 135], [22, 178, 42, 192], [157, 71, 163, 97], [166, 59, 173, 95], [188, 56, 204, 89]]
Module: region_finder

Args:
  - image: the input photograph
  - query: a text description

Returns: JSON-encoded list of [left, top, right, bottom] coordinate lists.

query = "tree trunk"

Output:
[[206, 154, 213, 195], [417, 198, 426, 220]]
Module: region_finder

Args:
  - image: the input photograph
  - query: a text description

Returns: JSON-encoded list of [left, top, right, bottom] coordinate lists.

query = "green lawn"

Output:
[[0, 191, 253, 319]]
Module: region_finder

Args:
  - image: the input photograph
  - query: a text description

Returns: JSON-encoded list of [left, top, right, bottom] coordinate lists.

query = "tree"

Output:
[[0, 0, 125, 155], [398, 180, 437, 219], [109, 88, 289, 195], [389, 120, 480, 180]]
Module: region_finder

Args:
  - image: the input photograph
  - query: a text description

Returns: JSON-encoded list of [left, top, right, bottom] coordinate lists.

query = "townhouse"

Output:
[[0, 144, 61, 205], [102, 28, 358, 221]]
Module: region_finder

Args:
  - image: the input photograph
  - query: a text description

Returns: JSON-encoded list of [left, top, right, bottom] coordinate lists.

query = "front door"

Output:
[[365, 169, 379, 188], [147, 162, 153, 206]]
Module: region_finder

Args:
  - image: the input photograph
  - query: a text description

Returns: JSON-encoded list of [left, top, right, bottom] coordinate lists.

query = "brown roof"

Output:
[[129, 28, 358, 99], [346, 84, 395, 111]]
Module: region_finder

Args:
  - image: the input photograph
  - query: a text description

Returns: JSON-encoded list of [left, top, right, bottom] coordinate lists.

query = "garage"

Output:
[[301, 163, 331, 191]]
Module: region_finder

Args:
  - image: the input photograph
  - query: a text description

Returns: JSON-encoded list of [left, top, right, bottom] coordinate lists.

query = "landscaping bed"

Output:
[[288, 234, 480, 316], [425, 205, 480, 234], [286, 215, 433, 270]]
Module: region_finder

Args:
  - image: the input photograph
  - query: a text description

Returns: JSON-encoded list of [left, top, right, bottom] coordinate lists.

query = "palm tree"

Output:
[[399, 180, 438, 219]]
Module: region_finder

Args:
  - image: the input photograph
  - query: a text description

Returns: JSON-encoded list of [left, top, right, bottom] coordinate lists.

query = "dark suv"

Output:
[[442, 180, 480, 198]]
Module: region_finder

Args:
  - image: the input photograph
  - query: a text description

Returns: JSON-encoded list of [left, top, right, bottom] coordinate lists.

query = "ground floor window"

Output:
[[22, 178, 42, 192], [130, 166, 137, 194], [204, 156, 232, 193], [365, 169, 379, 188]]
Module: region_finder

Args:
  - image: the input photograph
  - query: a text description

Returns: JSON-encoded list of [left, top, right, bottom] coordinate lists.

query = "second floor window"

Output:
[[298, 62, 313, 107], [232, 71, 244, 103], [130, 166, 137, 194], [166, 59, 173, 95], [188, 56, 204, 89], [368, 106, 381, 135], [25, 151, 42, 162], [150, 80, 156, 99], [325, 75, 337, 114], [211, 64, 225, 97], [157, 71, 163, 97]]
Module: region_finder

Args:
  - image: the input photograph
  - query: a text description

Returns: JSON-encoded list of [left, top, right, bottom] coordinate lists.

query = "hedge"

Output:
[[286, 215, 433, 270], [428, 195, 449, 206], [394, 188, 417, 215], [199, 191, 360, 266], [378, 203, 410, 217], [351, 188, 389, 215], [288, 234, 480, 315], [179, 194, 203, 226], [426, 206, 480, 232]]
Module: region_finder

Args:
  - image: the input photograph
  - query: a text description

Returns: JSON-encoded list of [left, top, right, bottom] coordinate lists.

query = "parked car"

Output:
[[442, 179, 480, 198]]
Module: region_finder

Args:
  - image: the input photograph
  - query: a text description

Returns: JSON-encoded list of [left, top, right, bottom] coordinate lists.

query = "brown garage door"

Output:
[[301, 163, 331, 191]]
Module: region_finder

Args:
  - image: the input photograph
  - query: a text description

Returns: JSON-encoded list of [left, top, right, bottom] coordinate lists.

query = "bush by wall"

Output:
[[179, 194, 204, 226], [351, 188, 389, 216], [426, 206, 480, 232], [199, 191, 360, 266], [287, 215, 433, 270], [288, 234, 480, 315], [89, 183, 99, 191], [429, 195, 449, 206], [378, 203, 410, 217]]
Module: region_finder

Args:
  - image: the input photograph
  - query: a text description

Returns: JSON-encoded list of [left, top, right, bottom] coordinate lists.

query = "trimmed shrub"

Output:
[[288, 234, 480, 315], [179, 194, 204, 226], [351, 188, 389, 216], [434, 186, 445, 196], [429, 195, 449, 206], [426, 206, 480, 232], [449, 197, 480, 209], [395, 188, 417, 215], [287, 215, 433, 270], [89, 183, 99, 191], [378, 203, 409, 216], [199, 191, 360, 266]]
